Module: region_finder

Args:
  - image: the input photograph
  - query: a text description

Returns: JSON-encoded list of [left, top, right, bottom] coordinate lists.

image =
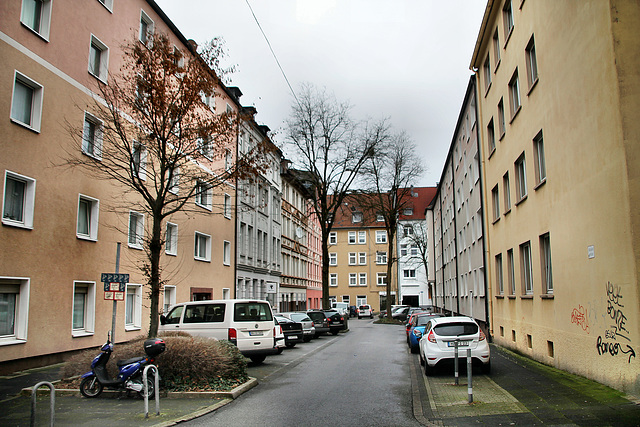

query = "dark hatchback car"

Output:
[[323, 309, 347, 335], [306, 310, 330, 337], [274, 315, 304, 348]]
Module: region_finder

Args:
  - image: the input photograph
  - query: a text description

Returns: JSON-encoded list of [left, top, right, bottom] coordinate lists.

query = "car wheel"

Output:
[[424, 363, 434, 376], [285, 343, 296, 348], [249, 355, 267, 364], [419, 353, 425, 366], [410, 345, 419, 354], [481, 361, 491, 375], [331, 330, 339, 335], [276, 347, 283, 354], [303, 336, 311, 342]]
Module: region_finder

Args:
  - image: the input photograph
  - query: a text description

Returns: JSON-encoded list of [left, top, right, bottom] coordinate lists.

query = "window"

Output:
[[400, 244, 408, 257], [72, 282, 95, 336], [2, 171, 36, 229], [329, 232, 337, 245], [376, 214, 384, 222], [487, 118, 496, 154], [349, 252, 357, 265], [223, 240, 231, 266], [497, 98, 506, 138], [403, 208, 413, 216], [483, 54, 492, 93], [403, 269, 416, 279], [495, 254, 504, 295], [195, 181, 212, 210], [503, 173, 511, 213], [163, 285, 176, 314], [410, 244, 418, 256], [533, 130, 546, 186], [224, 194, 231, 219], [88, 35, 109, 81], [198, 137, 213, 159], [0, 278, 30, 345], [540, 233, 553, 294], [77, 195, 99, 241], [508, 70, 521, 119], [376, 251, 387, 264], [349, 273, 357, 286], [358, 252, 367, 265], [329, 273, 338, 287], [503, 0, 514, 43], [376, 272, 387, 286], [11, 71, 43, 132], [358, 273, 367, 286], [507, 249, 515, 295], [194, 232, 211, 262], [20, 0, 52, 40], [97, 0, 114, 11], [329, 253, 337, 266], [132, 141, 147, 180], [225, 149, 232, 171], [520, 241, 533, 295], [352, 212, 362, 223], [403, 225, 414, 237], [491, 185, 500, 222], [348, 231, 356, 244], [492, 28, 501, 69], [515, 153, 527, 202], [168, 167, 179, 194], [525, 35, 539, 89], [165, 222, 177, 256], [342, 295, 350, 304], [128, 211, 144, 249], [82, 112, 103, 159], [376, 230, 387, 244], [125, 284, 142, 330], [358, 231, 366, 244], [139, 10, 154, 46]]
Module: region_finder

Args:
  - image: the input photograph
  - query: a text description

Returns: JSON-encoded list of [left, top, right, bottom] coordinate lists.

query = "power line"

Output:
[[244, 0, 300, 107]]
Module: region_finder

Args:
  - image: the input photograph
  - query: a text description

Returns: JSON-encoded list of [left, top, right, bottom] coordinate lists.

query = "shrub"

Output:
[[61, 333, 248, 392]]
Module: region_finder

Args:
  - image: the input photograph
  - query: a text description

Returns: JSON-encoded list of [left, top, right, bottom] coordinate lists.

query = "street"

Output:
[[186, 318, 422, 426]]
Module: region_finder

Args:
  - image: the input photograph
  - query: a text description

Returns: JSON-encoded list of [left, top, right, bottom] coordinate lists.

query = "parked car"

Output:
[[331, 302, 350, 318], [323, 309, 347, 334], [357, 304, 373, 319], [277, 312, 316, 342], [349, 305, 358, 318], [380, 305, 409, 319], [159, 299, 278, 364], [418, 316, 491, 375], [391, 306, 412, 322], [274, 315, 304, 348], [305, 310, 330, 337], [405, 311, 430, 338], [407, 313, 444, 353], [274, 317, 285, 353]]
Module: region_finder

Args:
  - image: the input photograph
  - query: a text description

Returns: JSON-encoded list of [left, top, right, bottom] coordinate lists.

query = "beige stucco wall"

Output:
[[474, 0, 639, 395]]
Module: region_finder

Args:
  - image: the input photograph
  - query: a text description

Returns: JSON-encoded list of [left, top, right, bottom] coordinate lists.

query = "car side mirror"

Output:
[[160, 314, 167, 325]]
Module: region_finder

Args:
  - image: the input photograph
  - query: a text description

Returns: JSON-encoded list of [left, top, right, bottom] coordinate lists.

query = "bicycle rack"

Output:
[[30, 381, 55, 427], [142, 365, 160, 418]]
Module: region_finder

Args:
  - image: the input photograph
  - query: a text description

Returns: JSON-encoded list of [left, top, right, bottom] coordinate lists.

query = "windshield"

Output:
[[164, 306, 183, 324], [434, 322, 478, 337]]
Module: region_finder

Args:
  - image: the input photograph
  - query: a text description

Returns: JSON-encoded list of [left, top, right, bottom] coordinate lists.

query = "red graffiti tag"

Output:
[[570, 305, 589, 333]]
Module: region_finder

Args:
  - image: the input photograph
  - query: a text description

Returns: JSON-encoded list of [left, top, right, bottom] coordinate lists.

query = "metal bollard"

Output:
[[454, 340, 459, 385], [467, 348, 473, 403], [143, 365, 160, 418], [31, 381, 55, 427]]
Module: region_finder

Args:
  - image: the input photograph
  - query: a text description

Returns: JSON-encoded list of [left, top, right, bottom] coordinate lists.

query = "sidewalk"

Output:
[[411, 344, 640, 426]]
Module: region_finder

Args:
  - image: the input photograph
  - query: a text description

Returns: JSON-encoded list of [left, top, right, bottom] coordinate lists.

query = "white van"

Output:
[[331, 301, 350, 317], [159, 299, 278, 363]]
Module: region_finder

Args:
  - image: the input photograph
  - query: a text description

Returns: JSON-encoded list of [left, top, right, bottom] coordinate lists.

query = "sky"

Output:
[[155, 0, 488, 187]]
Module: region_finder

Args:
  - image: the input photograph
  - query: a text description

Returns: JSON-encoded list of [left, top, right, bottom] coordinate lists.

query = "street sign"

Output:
[[104, 291, 124, 301], [266, 282, 277, 294], [101, 273, 129, 283], [104, 282, 126, 292]]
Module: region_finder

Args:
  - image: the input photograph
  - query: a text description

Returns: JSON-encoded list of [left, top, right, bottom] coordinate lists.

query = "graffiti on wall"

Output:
[[570, 305, 590, 333], [595, 282, 636, 363]]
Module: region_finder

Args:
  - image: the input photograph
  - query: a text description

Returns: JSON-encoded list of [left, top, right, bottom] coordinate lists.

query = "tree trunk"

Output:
[[148, 213, 162, 338], [321, 228, 331, 310], [385, 227, 396, 318]]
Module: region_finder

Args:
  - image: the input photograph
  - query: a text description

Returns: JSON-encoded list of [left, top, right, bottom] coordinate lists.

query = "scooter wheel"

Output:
[[140, 373, 155, 398], [80, 375, 103, 398]]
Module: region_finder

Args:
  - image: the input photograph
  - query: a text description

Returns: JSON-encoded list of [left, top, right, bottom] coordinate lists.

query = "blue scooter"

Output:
[[80, 332, 165, 398]]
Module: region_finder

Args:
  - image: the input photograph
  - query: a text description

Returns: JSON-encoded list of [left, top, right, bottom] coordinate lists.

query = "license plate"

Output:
[[447, 341, 470, 347], [289, 336, 298, 340], [249, 331, 263, 336]]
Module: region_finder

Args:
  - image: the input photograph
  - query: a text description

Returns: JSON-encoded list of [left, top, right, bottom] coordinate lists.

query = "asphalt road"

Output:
[[185, 318, 421, 426]]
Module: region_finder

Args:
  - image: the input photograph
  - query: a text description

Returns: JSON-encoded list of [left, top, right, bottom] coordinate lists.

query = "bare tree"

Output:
[[284, 83, 382, 309], [64, 32, 268, 337], [353, 129, 424, 317]]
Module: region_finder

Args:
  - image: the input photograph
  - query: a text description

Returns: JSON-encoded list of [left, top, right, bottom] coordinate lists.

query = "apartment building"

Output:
[[0, 0, 239, 370], [235, 111, 282, 307], [396, 187, 437, 307], [472, 0, 640, 394], [428, 77, 489, 329]]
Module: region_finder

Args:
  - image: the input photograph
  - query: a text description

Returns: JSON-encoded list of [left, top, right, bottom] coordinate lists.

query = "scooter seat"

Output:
[[116, 356, 146, 366]]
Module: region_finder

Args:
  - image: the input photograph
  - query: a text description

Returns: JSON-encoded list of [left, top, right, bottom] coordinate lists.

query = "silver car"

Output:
[[277, 312, 316, 342]]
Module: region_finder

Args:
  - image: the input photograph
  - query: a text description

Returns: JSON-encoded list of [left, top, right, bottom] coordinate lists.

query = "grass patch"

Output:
[[374, 317, 405, 325]]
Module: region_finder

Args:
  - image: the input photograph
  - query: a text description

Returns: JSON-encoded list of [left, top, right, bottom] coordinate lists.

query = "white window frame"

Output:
[[358, 231, 366, 244], [487, 118, 496, 154], [352, 212, 362, 223], [163, 285, 176, 314], [97, 0, 114, 12], [2, 171, 36, 230], [329, 252, 337, 266], [139, 10, 154, 46], [349, 273, 357, 287], [348, 252, 357, 265], [224, 193, 232, 219], [132, 141, 147, 180], [125, 284, 142, 330], [492, 185, 500, 221], [376, 214, 384, 222], [20, 0, 52, 41], [540, 233, 553, 294], [503, 173, 511, 212], [0, 277, 30, 346], [195, 180, 212, 210], [495, 254, 504, 295], [400, 244, 408, 257], [376, 251, 387, 265], [533, 130, 546, 186], [525, 35, 539, 89], [198, 137, 213, 160], [498, 98, 506, 138], [515, 153, 527, 202], [410, 245, 418, 256], [329, 232, 337, 245], [403, 208, 413, 216], [375, 230, 387, 244], [358, 252, 367, 265], [76, 194, 99, 241], [508, 69, 521, 119], [376, 272, 387, 286], [329, 273, 338, 287], [194, 231, 211, 262], [128, 210, 144, 249], [403, 269, 416, 279], [403, 225, 414, 237], [223, 240, 231, 266], [348, 231, 356, 244], [11, 71, 43, 133], [503, 0, 514, 43], [520, 241, 533, 295], [168, 167, 179, 195], [82, 112, 103, 160], [358, 273, 367, 287], [88, 35, 109, 82], [165, 222, 178, 256], [72, 281, 96, 337]]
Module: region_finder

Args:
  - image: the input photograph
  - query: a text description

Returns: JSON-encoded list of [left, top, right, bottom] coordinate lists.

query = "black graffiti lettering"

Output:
[[597, 336, 637, 363], [606, 281, 624, 307]]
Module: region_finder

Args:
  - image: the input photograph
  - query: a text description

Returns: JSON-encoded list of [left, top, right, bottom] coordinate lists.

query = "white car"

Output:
[[357, 304, 373, 319], [418, 316, 490, 375]]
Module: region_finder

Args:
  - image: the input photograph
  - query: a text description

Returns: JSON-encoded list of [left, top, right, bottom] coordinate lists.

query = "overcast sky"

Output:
[[155, 0, 487, 187]]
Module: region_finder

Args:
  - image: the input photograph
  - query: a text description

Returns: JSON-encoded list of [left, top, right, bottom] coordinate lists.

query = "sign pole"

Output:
[[111, 242, 121, 346]]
